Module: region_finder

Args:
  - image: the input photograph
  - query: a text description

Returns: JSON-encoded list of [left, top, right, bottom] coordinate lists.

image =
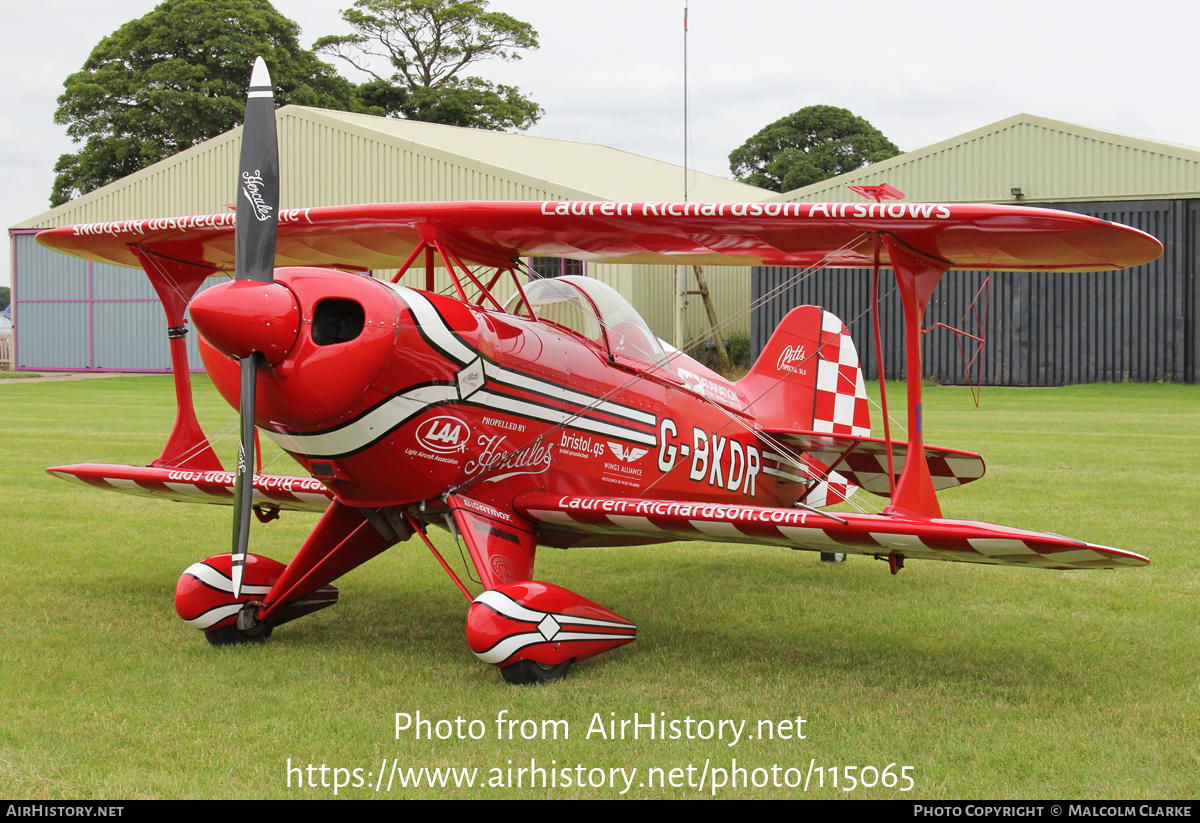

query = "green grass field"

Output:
[[1, 377, 1196, 799]]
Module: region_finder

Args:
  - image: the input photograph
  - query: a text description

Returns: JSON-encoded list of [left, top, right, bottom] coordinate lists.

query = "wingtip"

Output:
[[249, 56, 272, 91]]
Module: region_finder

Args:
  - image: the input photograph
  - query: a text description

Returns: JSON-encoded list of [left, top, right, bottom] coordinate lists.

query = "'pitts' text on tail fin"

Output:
[[737, 305, 871, 435], [738, 306, 870, 507]]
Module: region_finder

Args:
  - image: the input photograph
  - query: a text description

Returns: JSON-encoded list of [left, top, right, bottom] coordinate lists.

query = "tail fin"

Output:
[[738, 305, 871, 435]]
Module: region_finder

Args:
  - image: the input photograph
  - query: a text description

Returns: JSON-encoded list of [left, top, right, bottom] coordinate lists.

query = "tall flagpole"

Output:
[[675, 2, 689, 348], [683, 1, 688, 204]]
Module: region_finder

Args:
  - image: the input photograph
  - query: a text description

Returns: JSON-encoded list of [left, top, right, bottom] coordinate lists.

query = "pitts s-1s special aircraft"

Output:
[[39, 60, 1162, 683]]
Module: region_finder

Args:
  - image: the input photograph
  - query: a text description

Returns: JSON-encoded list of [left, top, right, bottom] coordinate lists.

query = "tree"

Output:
[[315, 0, 542, 131], [51, 0, 360, 207], [728, 105, 902, 193]]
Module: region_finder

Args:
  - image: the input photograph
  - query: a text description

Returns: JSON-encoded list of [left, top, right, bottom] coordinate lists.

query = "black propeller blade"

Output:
[[230, 56, 279, 598], [235, 57, 279, 284]]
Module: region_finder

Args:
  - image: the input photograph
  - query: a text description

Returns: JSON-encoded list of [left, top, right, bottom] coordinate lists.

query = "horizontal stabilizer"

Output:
[[514, 492, 1148, 571], [759, 429, 985, 497], [48, 463, 333, 512]]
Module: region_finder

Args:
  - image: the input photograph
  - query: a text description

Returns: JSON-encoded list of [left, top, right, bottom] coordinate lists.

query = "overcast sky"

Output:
[[4, 0, 1199, 287]]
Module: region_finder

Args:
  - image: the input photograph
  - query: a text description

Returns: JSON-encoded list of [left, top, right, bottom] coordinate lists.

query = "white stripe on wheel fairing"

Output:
[[474, 590, 633, 630], [183, 561, 272, 596], [474, 631, 635, 666], [183, 603, 243, 630]]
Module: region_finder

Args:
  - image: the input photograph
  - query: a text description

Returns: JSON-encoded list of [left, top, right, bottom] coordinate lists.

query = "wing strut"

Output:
[[871, 247, 897, 498], [388, 235, 514, 312], [878, 234, 951, 519], [127, 246, 224, 472]]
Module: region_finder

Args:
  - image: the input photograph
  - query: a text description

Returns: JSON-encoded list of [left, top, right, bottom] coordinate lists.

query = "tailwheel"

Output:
[[821, 552, 847, 563], [501, 659, 572, 685]]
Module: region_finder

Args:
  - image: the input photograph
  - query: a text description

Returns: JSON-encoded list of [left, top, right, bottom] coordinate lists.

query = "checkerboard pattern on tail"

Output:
[[739, 305, 871, 507], [812, 310, 871, 437]]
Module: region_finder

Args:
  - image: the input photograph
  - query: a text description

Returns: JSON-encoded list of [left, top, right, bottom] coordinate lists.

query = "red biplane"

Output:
[[38, 61, 1162, 682]]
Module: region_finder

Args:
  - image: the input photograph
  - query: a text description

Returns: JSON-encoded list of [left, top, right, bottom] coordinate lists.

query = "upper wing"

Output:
[[513, 492, 1148, 571], [37, 201, 1162, 273]]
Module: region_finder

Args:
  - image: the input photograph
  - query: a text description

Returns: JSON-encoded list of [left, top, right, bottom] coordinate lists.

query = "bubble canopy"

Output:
[[506, 276, 665, 366]]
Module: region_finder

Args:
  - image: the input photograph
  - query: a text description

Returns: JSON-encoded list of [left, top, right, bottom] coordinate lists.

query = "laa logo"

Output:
[[776, 345, 808, 374], [607, 442, 648, 463], [415, 416, 471, 454]]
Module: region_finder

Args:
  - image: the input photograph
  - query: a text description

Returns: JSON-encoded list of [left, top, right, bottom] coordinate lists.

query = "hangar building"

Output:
[[10, 106, 765, 372], [753, 114, 1200, 385]]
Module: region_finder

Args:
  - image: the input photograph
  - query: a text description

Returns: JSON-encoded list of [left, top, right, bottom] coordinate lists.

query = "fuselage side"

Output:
[[199, 269, 804, 530]]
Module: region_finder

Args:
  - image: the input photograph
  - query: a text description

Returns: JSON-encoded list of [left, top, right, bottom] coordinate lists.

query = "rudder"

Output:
[[738, 305, 870, 435]]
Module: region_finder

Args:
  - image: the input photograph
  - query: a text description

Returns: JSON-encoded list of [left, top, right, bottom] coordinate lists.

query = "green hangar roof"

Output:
[[15, 106, 768, 231], [770, 113, 1200, 205]]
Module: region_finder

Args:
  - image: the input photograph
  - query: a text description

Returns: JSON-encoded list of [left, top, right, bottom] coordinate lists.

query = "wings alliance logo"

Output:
[[607, 442, 648, 463]]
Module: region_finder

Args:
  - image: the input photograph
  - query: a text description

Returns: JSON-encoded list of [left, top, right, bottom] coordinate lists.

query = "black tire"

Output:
[[820, 552, 847, 563], [204, 623, 274, 645], [500, 659, 571, 685]]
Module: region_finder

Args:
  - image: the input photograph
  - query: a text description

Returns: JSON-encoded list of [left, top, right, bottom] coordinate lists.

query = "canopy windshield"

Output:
[[507, 276, 666, 367]]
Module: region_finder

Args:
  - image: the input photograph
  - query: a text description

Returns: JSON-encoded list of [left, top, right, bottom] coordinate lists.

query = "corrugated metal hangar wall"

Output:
[[751, 114, 1200, 386], [9, 232, 217, 371], [10, 106, 762, 372], [753, 199, 1197, 386]]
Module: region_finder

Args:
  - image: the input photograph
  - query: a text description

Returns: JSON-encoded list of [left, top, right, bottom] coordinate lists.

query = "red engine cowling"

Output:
[[466, 581, 636, 668], [175, 553, 338, 632]]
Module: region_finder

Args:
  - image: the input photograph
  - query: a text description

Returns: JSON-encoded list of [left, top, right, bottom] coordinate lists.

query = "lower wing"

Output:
[[47, 463, 332, 513], [514, 492, 1147, 571]]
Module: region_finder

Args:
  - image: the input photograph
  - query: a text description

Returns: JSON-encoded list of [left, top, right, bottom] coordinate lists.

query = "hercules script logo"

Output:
[[241, 171, 274, 222]]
